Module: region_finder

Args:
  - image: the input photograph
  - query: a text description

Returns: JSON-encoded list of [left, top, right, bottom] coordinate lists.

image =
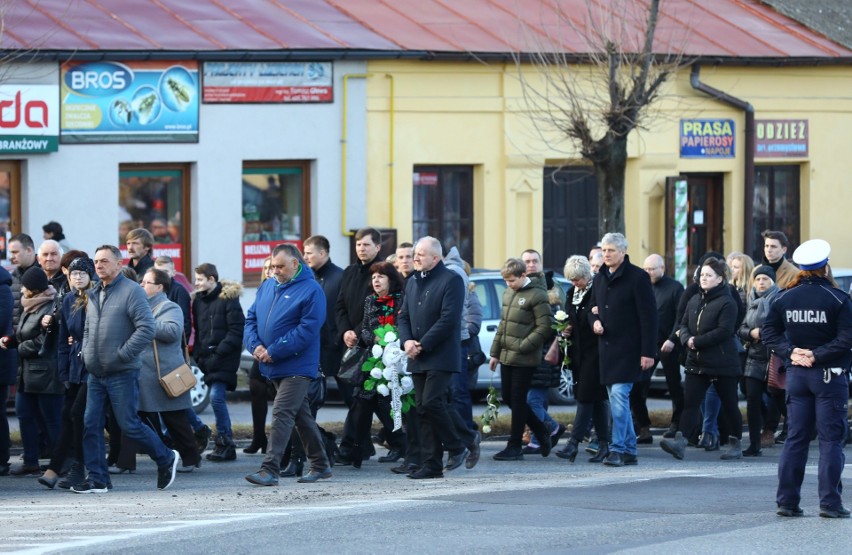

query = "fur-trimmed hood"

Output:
[[192, 279, 242, 301]]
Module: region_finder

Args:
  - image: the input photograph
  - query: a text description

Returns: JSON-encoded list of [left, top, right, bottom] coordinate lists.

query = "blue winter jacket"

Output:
[[57, 292, 88, 384], [243, 263, 325, 380]]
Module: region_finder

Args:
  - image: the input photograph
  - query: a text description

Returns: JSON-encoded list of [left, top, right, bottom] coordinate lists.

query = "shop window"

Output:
[[119, 165, 189, 272], [0, 161, 21, 262], [241, 161, 310, 285], [753, 165, 800, 260], [413, 165, 473, 263]]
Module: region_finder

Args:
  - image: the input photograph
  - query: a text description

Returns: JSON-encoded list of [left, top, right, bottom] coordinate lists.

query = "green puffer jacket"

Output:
[[490, 276, 553, 367]]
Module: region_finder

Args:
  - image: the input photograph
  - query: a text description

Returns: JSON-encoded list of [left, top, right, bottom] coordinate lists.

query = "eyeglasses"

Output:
[[70, 271, 89, 279]]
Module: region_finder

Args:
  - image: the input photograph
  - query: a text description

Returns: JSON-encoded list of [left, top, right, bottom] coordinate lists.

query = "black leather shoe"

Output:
[[407, 467, 443, 479], [297, 468, 332, 483], [819, 505, 851, 519], [777, 506, 804, 517], [444, 448, 468, 472], [623, 453, 638, 466], [378, 449, 403, 463], [392, 462, 419, 475], [603, 451, 624, 467], [465, 432, 481, 470], [555, 439, 579, 462]]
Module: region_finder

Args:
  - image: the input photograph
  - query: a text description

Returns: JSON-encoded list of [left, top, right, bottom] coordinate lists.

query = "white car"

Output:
[[469, 271, 575, 405]]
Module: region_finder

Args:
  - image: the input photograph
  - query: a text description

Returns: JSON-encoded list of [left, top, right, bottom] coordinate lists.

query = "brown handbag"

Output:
[[766, 351, 786, 390], [154, 336, 197, 398], [544, 338, 562, 365]]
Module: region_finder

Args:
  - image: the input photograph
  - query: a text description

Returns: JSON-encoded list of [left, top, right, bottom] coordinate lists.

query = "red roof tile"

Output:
[[1, 0, 849, 58]]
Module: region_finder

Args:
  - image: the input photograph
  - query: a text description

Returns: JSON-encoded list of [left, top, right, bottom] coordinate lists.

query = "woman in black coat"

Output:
[[555, 256, 611, 463], [348, 261, 407, 468], [661, 257, 743, 461]]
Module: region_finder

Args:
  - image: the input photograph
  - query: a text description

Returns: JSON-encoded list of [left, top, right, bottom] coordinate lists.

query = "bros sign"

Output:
[[0, 85, 59, 154]]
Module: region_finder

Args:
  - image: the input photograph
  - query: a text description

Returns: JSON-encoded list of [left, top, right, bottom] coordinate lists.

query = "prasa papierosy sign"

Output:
[[680, 119, 735, 158], [60, 61, 199, 143], [0, 85, 59, 154]]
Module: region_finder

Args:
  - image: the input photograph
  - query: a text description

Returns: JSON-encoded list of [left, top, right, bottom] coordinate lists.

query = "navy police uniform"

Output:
[[761, 239, 852, 517]]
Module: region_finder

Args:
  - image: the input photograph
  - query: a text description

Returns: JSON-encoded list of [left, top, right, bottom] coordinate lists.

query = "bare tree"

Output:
[[516, 0, 688, 235]]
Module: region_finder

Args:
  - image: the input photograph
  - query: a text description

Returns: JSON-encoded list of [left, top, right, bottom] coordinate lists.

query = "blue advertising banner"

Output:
[[680, 119, 734, 158], [60, 61, 198, 143]]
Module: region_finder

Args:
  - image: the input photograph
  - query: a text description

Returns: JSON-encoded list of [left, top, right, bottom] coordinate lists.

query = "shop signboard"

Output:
[[60, 61, 199, 143], [755, 119, 808, 158], [203, 62, 333, 103], [0, 84, 59, 154], [680, 119, 735, 158], [243, 239, 303, 274]]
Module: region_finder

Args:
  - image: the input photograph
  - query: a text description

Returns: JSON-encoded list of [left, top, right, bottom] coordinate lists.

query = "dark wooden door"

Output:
[[543, 166, 598, 273], [666, 173, 724, 280]]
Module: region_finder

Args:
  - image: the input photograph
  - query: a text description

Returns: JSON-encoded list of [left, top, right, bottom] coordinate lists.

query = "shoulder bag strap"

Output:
[[153, 340, 162, 379], [181, 333, 190, 364]]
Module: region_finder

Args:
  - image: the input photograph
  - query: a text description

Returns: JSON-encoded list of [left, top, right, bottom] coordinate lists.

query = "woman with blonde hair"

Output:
[[726, 252, 754, 306]]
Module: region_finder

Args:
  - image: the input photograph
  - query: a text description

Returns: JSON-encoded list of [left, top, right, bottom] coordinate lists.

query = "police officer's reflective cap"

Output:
[[792, 239, 831, 270]]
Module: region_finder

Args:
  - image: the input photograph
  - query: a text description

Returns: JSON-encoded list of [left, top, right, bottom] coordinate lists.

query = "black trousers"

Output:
[[413, 371, 466, 472], [679, 373, 742, 440], [629, 370, 653, 429], [349, 394, 406, 460], [47, 383, 87, 473], [744, 376, 765, 449], [500, 365, 549, 449], [570, 400, 611, 443], [660, 348, 684, 425], [140, 410, 200, 467]]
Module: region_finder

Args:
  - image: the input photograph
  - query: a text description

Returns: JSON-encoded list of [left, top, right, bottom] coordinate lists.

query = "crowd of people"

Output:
[[0, 225, 848, 516]]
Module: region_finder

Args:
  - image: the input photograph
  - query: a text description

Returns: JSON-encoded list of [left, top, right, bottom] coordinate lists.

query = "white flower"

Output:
[[377, 384, 390, 396], [384, 331, 398, 343], [382, 344, 405, 367], [482, 425, 491, 434], [400, 376, 413, 390], [371, 344, 384, 358], [555, 310, 569, 322], [382, 367, 394, 381], [370, 368, 383, 379]]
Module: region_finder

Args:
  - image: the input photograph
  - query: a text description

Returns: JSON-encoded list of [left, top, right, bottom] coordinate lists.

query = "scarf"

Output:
[[572, 282, 591, 307], [21, 285, 57, 314], [374, 293, 401, 327]]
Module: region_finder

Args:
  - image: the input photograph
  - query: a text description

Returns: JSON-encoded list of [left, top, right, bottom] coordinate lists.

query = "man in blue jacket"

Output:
[[243, 243, 332, 486]]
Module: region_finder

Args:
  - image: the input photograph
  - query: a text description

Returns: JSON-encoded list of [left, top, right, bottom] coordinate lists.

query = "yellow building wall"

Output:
[[365, 61, 852, 269]]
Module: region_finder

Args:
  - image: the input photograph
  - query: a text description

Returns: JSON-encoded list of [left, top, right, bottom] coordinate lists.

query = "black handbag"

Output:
[[338, 346, 367, 385]]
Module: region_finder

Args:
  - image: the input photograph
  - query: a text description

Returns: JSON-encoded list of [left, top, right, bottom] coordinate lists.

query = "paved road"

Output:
[[1, 439, 849, 554]]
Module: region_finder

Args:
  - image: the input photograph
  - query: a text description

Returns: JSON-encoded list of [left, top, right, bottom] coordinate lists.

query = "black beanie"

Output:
[[68, 256, 96, 280], [21, 266, 49, 293], [752, 265, 776, 283]]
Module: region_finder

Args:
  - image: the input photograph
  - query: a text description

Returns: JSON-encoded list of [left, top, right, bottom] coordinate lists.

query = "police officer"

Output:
[[762, 239, 852, 519]]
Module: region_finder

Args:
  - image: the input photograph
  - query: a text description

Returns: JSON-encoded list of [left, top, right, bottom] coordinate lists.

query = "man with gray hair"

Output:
[[590, 233, 657, 467], [37, 240, 65, 294], [398, 237, 479, 478]]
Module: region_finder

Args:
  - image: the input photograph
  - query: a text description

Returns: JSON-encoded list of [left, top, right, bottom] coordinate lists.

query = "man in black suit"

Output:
[[398, 236, 479, 479]]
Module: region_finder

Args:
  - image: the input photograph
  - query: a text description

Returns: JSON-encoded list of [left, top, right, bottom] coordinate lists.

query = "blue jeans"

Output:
[[210, 382, 232, 440], [83, 371, 175, 485], [607, 383, 636, 455], [15, 390, 63, 466], [451, 343, 476, 431], [527, 387, 557, 445], [184, 407, 204, 433], [702, 384, 721, 435]]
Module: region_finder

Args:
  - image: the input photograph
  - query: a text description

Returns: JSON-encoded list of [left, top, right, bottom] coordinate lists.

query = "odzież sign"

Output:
[[0, 85, 59, 154], [680, 119, 735, 158], [755, 119, 808, 158]]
